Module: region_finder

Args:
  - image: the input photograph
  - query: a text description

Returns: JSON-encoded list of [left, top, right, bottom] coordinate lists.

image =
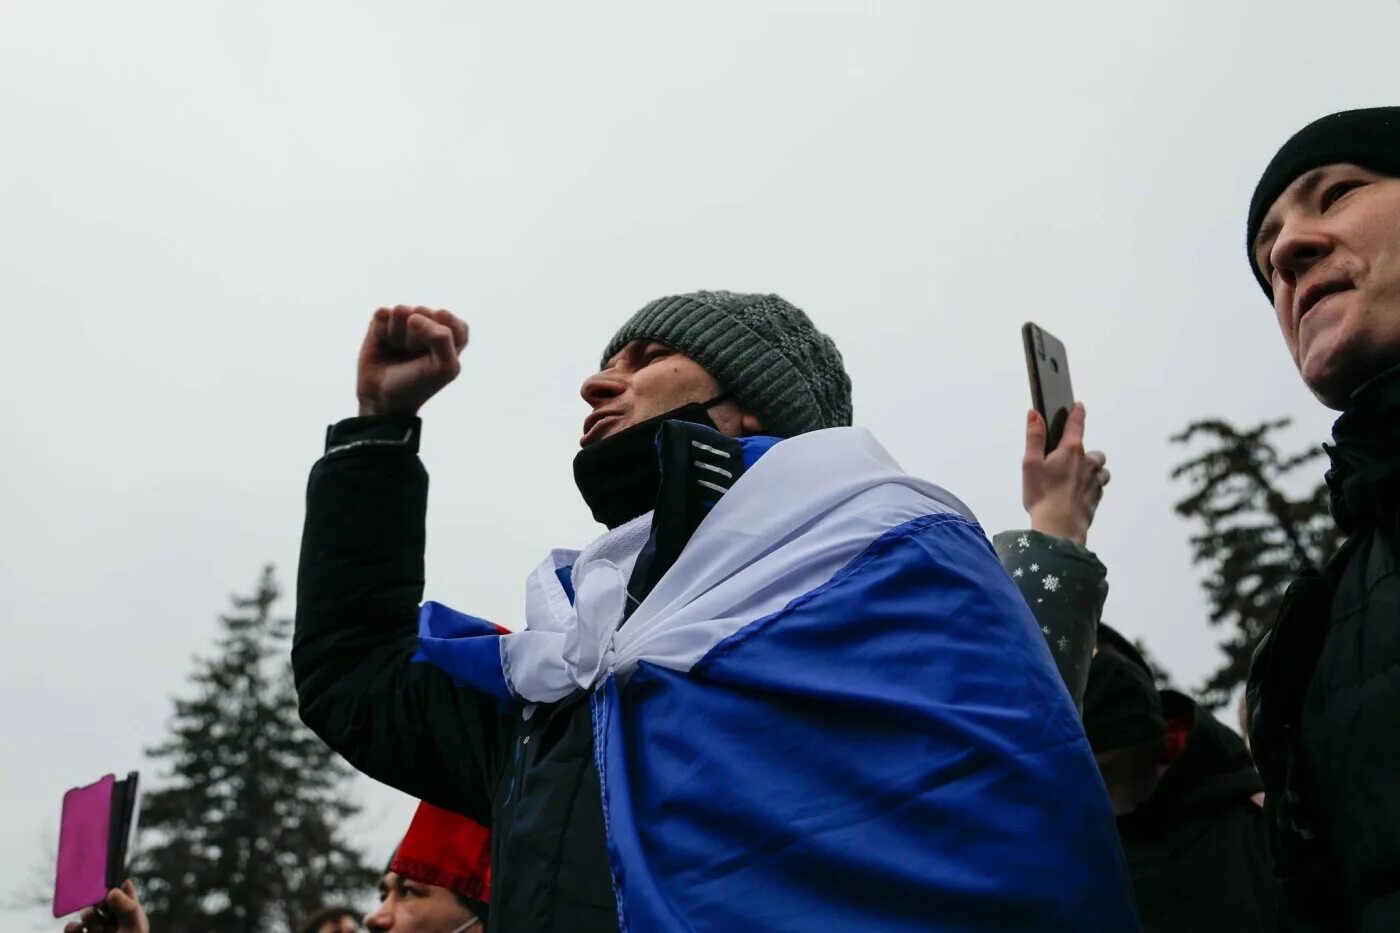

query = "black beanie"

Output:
[[1082, 634, 1167, 755], [1246, 107, 1400, 298]]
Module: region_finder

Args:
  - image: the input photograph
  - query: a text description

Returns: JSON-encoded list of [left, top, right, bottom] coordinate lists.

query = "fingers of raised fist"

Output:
[[425, 308, 468, 352], [402, 314, 455, 371], [385, 306, 410, 349], [357, 305, 469, 417], [376, 306, 468, 356]]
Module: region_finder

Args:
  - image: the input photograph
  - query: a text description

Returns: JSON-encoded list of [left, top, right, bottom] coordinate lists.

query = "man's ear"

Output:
[[740, 412, 764, 436]]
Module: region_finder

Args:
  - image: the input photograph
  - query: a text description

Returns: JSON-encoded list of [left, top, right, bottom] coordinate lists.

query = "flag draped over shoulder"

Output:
[[418, 427, 1138, 932]]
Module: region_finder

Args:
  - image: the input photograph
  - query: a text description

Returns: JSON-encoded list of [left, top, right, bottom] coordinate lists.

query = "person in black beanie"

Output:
[[1082, 628, 1277, 932], [1082, 632, 1170, 817], [1246, 106, 1400, 931]]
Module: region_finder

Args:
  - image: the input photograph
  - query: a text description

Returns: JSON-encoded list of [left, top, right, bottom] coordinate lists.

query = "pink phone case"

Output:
[[53, 774, 115, 917]]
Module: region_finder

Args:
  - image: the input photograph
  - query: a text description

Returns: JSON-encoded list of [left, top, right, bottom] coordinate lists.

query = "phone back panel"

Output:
[[54, 774, 114, 917], [1023, 323, 1075, 452]]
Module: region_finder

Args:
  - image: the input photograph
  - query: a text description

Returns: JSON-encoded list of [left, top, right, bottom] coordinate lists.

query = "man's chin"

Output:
[[1301, 339, 1379, 411], [1302, 365, 1356, 412]]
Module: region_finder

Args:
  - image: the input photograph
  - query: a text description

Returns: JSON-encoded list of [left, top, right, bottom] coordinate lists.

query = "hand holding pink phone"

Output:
[[53, 772, 140, 918]]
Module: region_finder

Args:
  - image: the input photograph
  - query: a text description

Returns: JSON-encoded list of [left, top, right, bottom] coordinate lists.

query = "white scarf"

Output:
[[498, 427, 974, 704]]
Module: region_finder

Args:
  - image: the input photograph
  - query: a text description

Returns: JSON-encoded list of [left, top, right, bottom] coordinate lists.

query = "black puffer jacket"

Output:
[[294, 416, 619, 932], [1249, 365, 1400, 932], [294, 416, 755, 933], [1119, 690, 1277, 932]]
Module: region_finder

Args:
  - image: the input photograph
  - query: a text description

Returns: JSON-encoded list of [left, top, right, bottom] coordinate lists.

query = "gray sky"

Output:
[[5, 1, 1397, 926]]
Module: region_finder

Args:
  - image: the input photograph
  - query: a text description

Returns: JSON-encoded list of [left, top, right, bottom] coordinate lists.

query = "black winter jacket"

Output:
[[1249, 365, 1400, 932], [1120, 690, 1277, 932], [293, 416, 621, 933]]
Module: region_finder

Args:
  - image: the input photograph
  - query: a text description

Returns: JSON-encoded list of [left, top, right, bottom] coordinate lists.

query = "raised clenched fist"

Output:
[[357, 306, 469, 417]]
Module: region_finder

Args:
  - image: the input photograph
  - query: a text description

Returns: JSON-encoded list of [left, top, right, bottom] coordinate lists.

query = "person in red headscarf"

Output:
[[365, 801, 490, 933]]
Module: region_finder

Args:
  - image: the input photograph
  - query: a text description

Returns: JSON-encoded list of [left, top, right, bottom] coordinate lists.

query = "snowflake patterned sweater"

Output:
[[994, 529, 1108, 710]]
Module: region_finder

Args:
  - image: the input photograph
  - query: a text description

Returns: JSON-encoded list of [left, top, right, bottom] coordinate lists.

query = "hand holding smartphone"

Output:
[[1019, 322, 1110, 547], [54, 772, 140, 918]]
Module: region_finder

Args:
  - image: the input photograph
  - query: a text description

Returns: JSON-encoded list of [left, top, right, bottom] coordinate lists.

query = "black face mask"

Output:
[[573, 395, 728, 528]]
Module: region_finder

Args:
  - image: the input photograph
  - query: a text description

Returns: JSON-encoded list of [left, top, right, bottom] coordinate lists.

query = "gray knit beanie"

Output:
[[602, 291, 853, 438]]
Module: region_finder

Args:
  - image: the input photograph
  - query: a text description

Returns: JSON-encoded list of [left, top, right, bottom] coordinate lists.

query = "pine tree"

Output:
[[132, 566, 377, 932], [1170, 418, 1342, 709]]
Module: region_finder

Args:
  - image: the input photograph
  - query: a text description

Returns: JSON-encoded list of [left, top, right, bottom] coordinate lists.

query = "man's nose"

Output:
[[1271, 219, 1334, 289], [580, 370, 626, 408], [364, 907, 391, 931]]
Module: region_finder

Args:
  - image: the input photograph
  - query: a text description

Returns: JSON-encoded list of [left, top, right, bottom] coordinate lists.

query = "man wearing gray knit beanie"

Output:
[[595, 290, 853, 439], [1246, 106, 1400, 931], [294, 293, 1134, 931]]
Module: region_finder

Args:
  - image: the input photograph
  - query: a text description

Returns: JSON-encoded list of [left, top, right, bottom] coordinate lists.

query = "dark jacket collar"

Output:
[[623, 423, 781, 619], [1326, 362, 1400, 534]]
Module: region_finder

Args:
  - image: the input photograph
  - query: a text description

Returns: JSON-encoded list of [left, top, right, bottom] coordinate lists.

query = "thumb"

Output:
[[107, 881, 140, 919], [1024, 409, 1047, 462], [409, 316, 459, 370]]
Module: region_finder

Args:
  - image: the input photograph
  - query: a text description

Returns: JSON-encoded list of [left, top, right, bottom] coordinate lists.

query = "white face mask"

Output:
[[449, 917, 482, 933]]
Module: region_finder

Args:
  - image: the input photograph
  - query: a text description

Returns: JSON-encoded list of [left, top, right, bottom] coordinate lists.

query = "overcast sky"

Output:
[[5, 1, 1398, 926]]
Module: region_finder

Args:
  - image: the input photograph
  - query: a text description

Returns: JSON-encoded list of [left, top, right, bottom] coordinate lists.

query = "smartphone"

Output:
[[53, 772, 140, 918], [1022, 322, 1075, 453]]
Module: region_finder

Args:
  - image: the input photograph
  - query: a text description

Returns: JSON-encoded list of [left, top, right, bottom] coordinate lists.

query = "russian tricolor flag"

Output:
[[419, 427, 1137, 931]]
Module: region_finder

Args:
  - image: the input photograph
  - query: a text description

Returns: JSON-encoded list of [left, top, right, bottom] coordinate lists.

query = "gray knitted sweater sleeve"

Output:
[[992, 530, 1107, 711]]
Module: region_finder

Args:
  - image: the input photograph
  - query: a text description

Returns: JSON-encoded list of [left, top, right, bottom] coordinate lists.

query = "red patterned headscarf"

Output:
[[390, 801, 491, 903]]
